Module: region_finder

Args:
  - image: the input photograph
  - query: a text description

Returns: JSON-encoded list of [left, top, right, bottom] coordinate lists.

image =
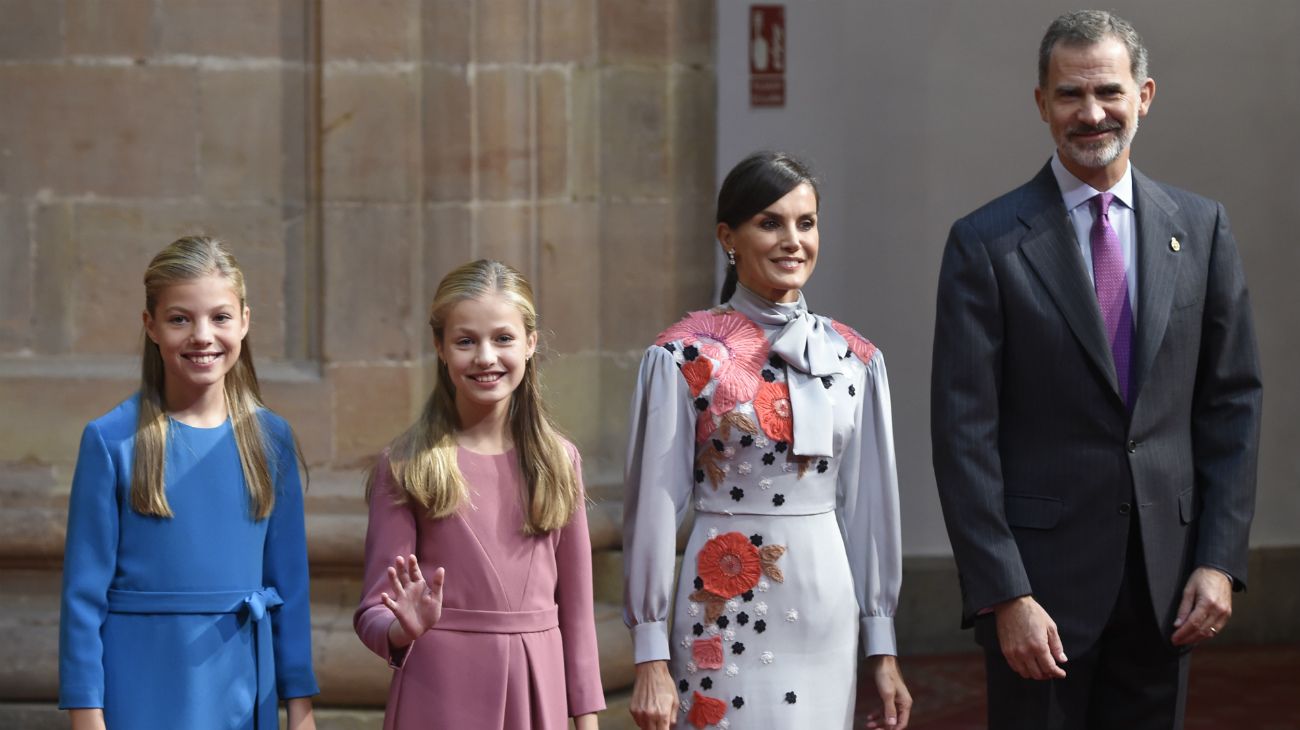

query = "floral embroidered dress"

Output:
[[623, 285, 902, 729]]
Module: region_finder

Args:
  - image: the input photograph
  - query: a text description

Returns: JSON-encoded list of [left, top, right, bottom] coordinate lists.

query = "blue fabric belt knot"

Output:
[[107, 586, 284, 729]]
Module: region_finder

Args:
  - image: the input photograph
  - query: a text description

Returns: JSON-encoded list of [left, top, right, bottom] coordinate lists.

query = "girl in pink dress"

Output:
[[354, 259, 604, 730]]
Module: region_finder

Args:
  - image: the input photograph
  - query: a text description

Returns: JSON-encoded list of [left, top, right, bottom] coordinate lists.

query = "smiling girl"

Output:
[[58, 236, 318, 730], [354, 259, 604, 730]]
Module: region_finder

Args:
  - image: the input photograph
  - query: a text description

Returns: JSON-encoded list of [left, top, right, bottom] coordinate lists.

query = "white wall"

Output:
[[717, 0, 1300, 555]]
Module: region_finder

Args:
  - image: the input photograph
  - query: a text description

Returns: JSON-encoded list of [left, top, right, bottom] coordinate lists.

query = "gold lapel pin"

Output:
[[1170, 237, 1181, 252]]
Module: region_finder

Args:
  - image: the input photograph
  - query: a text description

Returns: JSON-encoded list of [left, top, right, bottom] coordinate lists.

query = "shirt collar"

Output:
[[1050, 152, 1134, 214]]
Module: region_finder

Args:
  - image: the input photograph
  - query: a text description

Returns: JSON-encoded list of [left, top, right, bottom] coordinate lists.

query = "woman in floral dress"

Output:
[[623, 152, 912, 730]]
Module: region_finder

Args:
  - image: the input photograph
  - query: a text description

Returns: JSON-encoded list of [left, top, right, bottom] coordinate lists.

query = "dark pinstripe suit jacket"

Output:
[[930, 161, 1262, 655]]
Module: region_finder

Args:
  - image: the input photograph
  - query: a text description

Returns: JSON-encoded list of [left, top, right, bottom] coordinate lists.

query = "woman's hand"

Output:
[[863, 655, 913, 729], [69, 708, 106, 730], [382, 553, 445, 648], [630, 660, 678, 729], [286, 697, 316, 730]]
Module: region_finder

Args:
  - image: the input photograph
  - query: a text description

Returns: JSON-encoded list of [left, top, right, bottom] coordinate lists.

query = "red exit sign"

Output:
[[749, 5, 785, 108]]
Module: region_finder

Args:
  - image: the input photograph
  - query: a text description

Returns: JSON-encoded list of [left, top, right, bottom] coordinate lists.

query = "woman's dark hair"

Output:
[[715, 151, 819, 303]]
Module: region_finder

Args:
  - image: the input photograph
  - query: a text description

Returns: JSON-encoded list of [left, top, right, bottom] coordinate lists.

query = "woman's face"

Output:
[[718, 182, 819, 303]]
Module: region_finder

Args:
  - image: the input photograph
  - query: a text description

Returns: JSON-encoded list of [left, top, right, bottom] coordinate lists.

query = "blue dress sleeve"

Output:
[[58, 422, 120, 709], [262, 418, 319, 699]]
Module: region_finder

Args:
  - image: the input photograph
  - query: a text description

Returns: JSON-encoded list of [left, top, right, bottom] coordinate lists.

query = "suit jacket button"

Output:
[[1119, 503, 1132, 514], [1126, 440, 1138, 453]]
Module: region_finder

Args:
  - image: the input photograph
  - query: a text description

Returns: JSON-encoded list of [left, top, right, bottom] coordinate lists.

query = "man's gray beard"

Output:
[[1061, 117, 1139, 170]]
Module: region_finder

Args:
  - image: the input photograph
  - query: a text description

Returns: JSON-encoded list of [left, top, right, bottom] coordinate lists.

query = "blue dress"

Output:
[[58, 394, 318, 729]]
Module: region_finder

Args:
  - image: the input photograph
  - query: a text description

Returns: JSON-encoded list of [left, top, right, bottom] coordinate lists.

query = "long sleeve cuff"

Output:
[[862, 615, 897, 657], [58, 686, 103, 710], [632, 621, 671, 663]]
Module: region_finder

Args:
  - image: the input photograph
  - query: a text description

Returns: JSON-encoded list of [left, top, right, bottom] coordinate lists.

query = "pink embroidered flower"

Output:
[[698, 532, 762, 598], [692, 635, 724, 670], [688, 692, 728, 728], [656, 310, 769, 416], [696, 412, 717, 442], [753, 381, 794, 443], [831, 320, 878, 364]]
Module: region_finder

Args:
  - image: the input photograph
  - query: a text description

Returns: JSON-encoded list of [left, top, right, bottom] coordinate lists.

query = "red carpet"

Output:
[[855, 644, 1300, 729]]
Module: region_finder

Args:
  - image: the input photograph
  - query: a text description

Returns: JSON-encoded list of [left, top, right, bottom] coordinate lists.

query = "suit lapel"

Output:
[[1129, 168, 1182, 403], [1018, 163, 1120, 397]]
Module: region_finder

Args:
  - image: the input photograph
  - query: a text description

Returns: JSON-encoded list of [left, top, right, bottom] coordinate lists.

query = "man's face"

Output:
[[1035, 37, 1155, 179]]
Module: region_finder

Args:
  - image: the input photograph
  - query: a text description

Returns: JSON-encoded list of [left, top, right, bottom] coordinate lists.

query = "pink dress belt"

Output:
[[430, 605, 559, 634]]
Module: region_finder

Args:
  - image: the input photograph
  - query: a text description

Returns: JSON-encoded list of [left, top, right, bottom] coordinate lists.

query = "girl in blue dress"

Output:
[[58, 236, 319, 730]]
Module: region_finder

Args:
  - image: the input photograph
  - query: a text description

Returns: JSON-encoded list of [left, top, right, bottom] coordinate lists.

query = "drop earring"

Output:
[[727, 249, 736, 266]]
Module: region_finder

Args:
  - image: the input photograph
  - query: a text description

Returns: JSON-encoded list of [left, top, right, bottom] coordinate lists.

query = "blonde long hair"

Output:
[[133, 236, 276, 520], [368, 259, 579, 534]]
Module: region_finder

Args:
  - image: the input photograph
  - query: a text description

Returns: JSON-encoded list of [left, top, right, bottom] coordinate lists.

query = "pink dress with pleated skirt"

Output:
[[355, 443, 604, 729]]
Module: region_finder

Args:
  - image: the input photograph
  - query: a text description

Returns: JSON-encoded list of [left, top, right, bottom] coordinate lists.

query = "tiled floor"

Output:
[[856, 644, 1300, 729]]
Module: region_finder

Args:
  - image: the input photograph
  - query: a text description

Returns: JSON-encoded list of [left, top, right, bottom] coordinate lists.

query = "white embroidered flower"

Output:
[[696, 497, 705, 510], [720, 463, 731, 474], [737, 461, 753, 475], [758, 478, 773, 490], [722, 446, 736, 459], [754, 601, 769, 617], [723, 628, 735, 641], [681, 636, 691, 649], [782, 462, 796, 473], [755, 435, 770, 448], [680, 697, 692, 712], [718, 719, 731, 729], [688, 602, 700, 617], [785, 608, 799, 622], [706, 624, 721, 636], [725, 663, 740, 677], [757, 580, 770, 593], [726, 599, 740, 614], [760, 650, 775, 665], [707, 527, 719, 539], [686, 660, 698, 673]]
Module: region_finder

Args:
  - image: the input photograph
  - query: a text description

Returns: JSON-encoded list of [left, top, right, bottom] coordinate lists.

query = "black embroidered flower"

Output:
[[762, 453, 775, 466], [730, 486, 744, 501], [716, 615, 730, 629], [683, 344, 699, 361], [733, 696, 745, 709], [785, 691, 797, 704], [693, 623, 704, 636], [732, 642, 746, 655], [749, 534, 763, 546], [701, 677, 713, 690], [775, 441, 788, 453], [736, 612, 750, 626], [848, 384, 856, 397], [816, 459, 829, 474], [754, 620, 767, 633], [772, 494, 786, 507], [664, 342, 677, 353], [694, 576, 704, 590], [694, 397, 709, 412], [740, 434, 754, 447], [761, 369, 776, 383], [694, 469, 705, 483], [679, 679, 689, 693], [821, 376, 834, 389], [712, 438, 726, 452], [741, 590, 754, 602], [769, 353, 784, 369]]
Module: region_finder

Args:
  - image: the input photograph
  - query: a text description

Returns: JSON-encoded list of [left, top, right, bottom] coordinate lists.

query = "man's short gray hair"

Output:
[[1038, 10, 1149, 88]]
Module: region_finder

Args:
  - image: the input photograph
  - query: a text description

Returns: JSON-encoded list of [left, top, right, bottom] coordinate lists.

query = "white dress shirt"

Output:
[[1050, 153, 1139, 317]]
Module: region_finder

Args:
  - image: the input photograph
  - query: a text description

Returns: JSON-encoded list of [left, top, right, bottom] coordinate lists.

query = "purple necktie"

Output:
[[1090, 192, 1133, 404]]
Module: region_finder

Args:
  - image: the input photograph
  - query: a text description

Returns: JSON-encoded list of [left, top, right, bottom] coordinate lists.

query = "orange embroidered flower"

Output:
[[692, 635, 724, 669], [753, 381, 794, 443], [688, 692, 728, 728], [697, 532, 762, 598], [831, 320, 878, 364], [681, 357, 714, 397]]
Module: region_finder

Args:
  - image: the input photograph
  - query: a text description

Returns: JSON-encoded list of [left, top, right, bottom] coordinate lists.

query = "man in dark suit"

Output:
[[931, 10, 1262, 729]]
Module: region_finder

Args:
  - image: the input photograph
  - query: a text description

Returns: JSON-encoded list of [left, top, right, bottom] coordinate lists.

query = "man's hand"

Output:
[[1171, 566, 1232, 646], [993, 596, 1067, 680]]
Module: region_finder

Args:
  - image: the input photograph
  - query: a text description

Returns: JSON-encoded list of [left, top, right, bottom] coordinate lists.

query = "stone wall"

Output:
[[0, 1, 716, 725]]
